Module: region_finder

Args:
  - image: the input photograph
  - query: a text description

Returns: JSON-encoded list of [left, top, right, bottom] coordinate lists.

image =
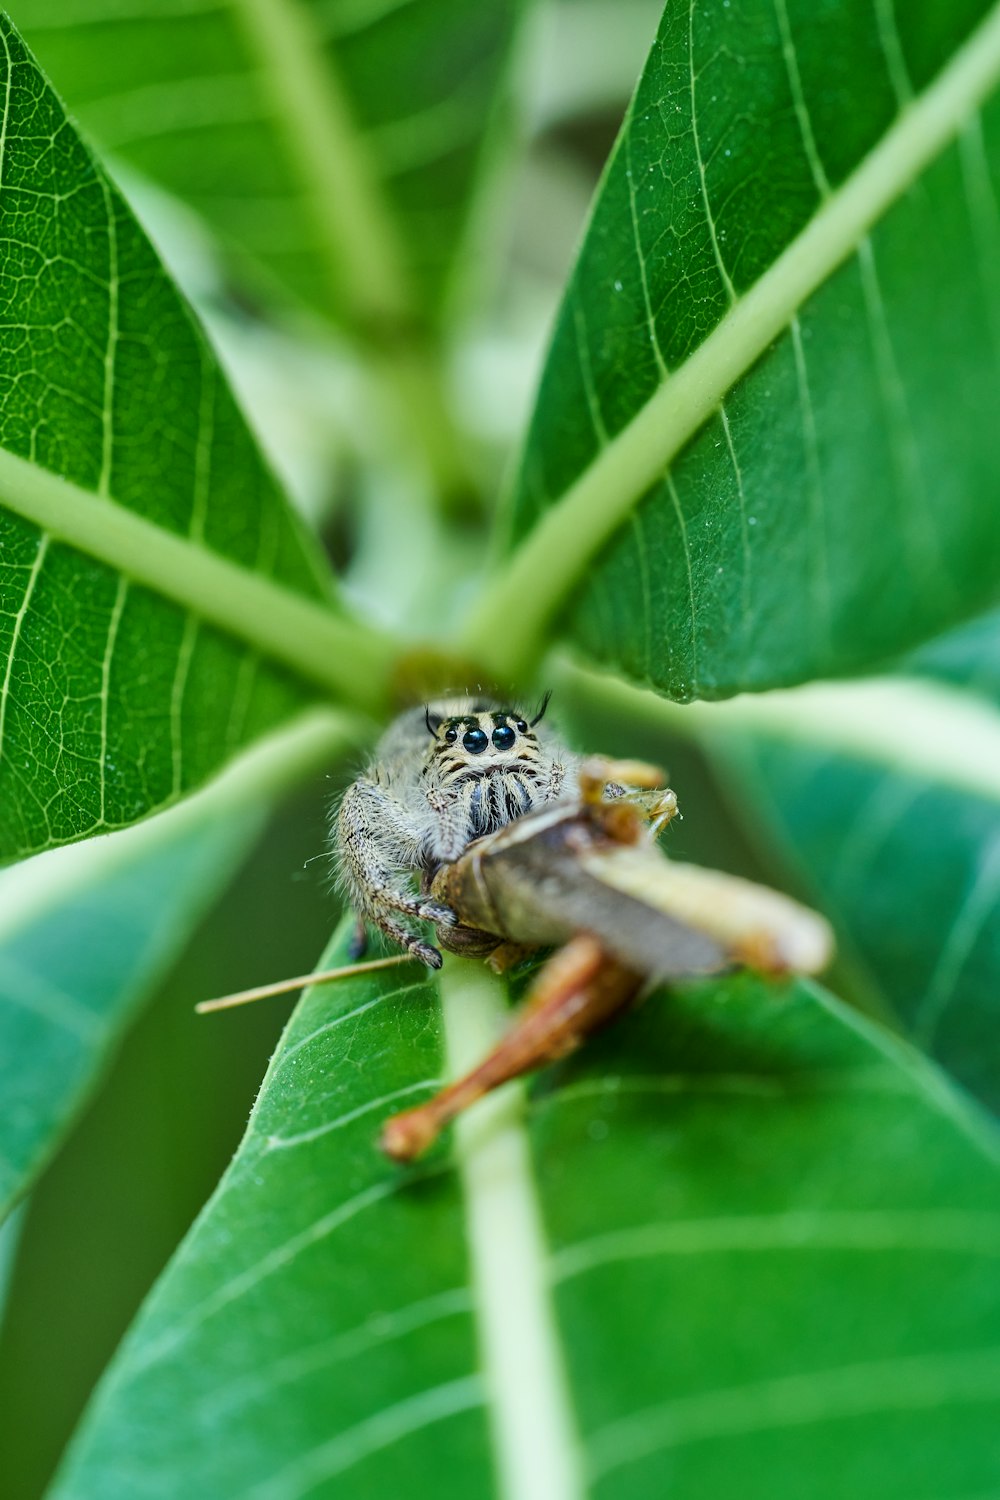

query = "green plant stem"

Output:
[[234, 0, 473, 510], [0, 446, 402, 715], [234, 0, 411, 329], [463, 0, 1000, 680], [376, 343, 477, 513]]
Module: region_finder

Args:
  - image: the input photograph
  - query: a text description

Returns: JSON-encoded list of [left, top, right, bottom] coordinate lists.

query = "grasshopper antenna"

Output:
[[196, 954, 417, 1014]]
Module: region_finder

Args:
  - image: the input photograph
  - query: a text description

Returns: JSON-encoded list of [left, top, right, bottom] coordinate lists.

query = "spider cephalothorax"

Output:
[[335, 693, 577, 967], [421, 696, 555, 844]]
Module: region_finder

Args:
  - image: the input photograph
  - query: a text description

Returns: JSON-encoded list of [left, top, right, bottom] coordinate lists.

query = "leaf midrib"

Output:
[[0, 444, 400, 714], [233, 0, 413, 329], [440, 959, 585, 1500], [463, 0, 1000, 679]]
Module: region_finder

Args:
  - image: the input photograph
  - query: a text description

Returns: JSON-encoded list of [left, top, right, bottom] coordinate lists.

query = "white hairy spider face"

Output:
[[425, 704, 541, 772], [421, 699, 557, 840]]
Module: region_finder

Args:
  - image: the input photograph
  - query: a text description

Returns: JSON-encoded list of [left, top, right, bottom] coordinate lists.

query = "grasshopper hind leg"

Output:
[[380, 935, 641, 1161]]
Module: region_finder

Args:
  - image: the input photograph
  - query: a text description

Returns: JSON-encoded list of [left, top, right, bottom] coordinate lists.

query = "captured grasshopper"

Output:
[[379, 751, 831, 1160], [200, 698, 833, 1161]]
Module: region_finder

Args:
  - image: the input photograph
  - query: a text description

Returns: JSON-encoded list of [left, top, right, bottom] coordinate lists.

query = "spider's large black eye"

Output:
[[492, 725, 516, 751], [515, 719, 527, 733], [463, 728, 489, 754], [445, 727, 458, 743]]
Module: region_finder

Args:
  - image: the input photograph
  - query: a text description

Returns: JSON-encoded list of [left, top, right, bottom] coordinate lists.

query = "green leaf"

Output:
[[907, 607, 1000, 705], [465, 0, 1000, 692], [0, 16, 394, 859], [49, 929, 1000, 1498], [15, 0, 524, 333], [0, 710, 353, 1224], [0, 1207, 22, 1312]]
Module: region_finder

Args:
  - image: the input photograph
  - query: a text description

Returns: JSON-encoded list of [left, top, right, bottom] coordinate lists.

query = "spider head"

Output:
[[424, 694, 551, 775]]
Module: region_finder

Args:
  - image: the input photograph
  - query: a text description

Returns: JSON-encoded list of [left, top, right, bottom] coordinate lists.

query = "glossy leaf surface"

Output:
[[471, 0, 1000, 693], [0, 18, 362, 860], [50, 931, 1000, 1498]]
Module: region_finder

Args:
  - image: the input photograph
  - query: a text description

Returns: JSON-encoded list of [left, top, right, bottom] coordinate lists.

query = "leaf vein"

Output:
[[958, 112, 1000, 364], [169, 613, 200, 801], [200, 1288, 473, 1422], [688, 0, 736, 304], [625, 127, 669, 378], [96, 177, 118, 498], [572, 294, 608, 447], [774, 0, 830, 196], [587, 1346, 1000, 1481], [856, 234, 952, 601], [790, 313, 833, 656], [262, 1078, 442, 1150], [718, 402, 753, 662], [130, 1174, 442, 1373], [244, 1375, 484, 1500], [0, 532, 49, 769], [99, 575, 128, 823], [551, 1209, 1000, 1285], [666, 471, 699, 694], [874, 0, 915, 109], [914, 826, 1000, 1047]]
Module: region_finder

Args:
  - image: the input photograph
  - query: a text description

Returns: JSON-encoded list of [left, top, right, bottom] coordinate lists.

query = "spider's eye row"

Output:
[[515, 719, 527, 733], [444, 727, 458, 743], [463, 728, 489, 754], [492, 725, 516, 751]]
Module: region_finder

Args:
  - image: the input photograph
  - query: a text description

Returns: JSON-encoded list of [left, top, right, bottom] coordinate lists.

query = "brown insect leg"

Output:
[[379, 935, 642, 1163]]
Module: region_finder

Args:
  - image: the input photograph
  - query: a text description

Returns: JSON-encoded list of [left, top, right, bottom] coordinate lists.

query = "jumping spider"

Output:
[[335, 694, 621, 968]]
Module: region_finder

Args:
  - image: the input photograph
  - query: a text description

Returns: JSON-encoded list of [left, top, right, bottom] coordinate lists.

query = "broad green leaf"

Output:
[[466, 0, 1000, 693], [0, 1207, 22, 1311], [0, 710, 353, 1224], [50, 925, 1000, 1498], [907, 606, 1000, 705], [0, 17, 393, 860], [15, 0, 523, 332]]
